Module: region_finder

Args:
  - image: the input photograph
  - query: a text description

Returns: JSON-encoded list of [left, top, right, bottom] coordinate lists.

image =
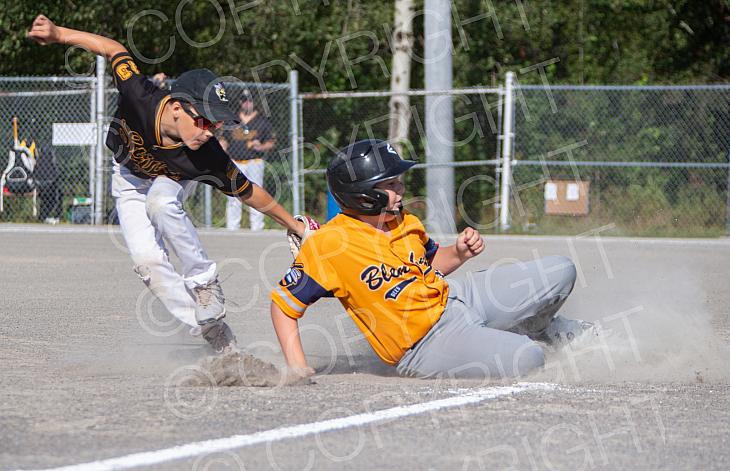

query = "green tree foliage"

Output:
[[452, 0, 730, 86], [2, 1, 728, 86], [2, 1, 728, 233]]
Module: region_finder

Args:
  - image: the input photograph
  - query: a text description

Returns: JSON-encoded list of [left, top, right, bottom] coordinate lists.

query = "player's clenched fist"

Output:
[[27, 15, 61, 45], [455, 227, 484, 261]]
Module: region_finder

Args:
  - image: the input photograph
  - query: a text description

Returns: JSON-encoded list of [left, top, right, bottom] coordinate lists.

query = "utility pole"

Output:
[[424, 0, 455, 234]]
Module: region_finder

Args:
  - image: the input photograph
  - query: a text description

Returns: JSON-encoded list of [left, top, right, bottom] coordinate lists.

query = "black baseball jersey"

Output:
[[223, 114, 274, 162], [105, 53, 251, 197]]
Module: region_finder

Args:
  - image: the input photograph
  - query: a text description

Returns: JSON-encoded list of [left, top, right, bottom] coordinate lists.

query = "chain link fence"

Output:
[[3, 73, 729, 238], [299, 82, 730, 238], [299, 89, 504, 230], [510, 84, 730, 237], [0, 77, 97, 223], [0, 75, 293, 228]]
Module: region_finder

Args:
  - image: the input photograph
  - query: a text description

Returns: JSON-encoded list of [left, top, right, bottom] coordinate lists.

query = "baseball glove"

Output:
[[288, 215, 320, 259]]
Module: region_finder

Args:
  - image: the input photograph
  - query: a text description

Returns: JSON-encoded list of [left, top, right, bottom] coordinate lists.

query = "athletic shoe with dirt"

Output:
[[541, 315, 598, 346], [201, 319, 238, 354], [194, 276, 226, 324]]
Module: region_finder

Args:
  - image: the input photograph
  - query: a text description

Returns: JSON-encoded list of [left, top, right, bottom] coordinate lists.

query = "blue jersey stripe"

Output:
[[424, 238, 439, 262], [279, 266, 332, 305]]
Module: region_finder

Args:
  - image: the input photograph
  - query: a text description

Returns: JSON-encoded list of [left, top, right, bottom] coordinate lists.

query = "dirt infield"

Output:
[[1, 225, 728, 470]]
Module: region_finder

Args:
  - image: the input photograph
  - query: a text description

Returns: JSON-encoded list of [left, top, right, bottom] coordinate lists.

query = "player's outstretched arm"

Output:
[[240, 183, 306, 236], [27, 14, 127, 59], [431, 227, 485, 275], [271, 302, 314, 377]]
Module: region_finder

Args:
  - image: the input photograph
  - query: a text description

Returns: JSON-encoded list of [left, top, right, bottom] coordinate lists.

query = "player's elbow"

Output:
[[96, 37, 128, 60], [108, 44, 128, 58], [237, 182, 258, 203]]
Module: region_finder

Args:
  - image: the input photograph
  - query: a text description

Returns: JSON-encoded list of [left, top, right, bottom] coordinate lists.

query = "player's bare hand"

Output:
[[291, 365, 315, 377], [456, 227, 484, 260], [283, 365, 315, 385], [27, 15, 61, 46]]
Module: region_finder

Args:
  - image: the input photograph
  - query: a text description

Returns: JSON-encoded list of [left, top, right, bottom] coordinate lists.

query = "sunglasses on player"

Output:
[[180, 102, 224, 132]]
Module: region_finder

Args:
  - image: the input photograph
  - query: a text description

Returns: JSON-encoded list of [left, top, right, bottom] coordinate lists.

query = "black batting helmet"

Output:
[[326, 139, 416, 215]]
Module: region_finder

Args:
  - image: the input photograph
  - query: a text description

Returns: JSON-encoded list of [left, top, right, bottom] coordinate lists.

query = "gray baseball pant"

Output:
[[396, 255, 577, 379]]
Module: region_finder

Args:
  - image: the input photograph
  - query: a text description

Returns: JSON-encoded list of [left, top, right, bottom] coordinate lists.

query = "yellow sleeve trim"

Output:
[[281, 286, 308, 310], [155, 95, 172, 146], [220, 179, 251, 196], [271, 290, 304, 320], [111, 54, 133, 69]]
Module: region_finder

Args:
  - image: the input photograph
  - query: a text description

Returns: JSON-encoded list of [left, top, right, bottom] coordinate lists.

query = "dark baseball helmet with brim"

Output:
[[170, 69, 239, 124], [327, 139, 416, 215]]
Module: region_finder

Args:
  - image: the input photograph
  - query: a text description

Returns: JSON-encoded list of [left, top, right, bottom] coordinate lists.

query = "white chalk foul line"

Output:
[[17, 382, 556, 471]]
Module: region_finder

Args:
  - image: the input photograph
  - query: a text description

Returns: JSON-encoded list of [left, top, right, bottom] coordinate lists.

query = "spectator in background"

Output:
[[34, 143, 62, 224], [151, 72, 168, 90], [219, 90, 275, 231]]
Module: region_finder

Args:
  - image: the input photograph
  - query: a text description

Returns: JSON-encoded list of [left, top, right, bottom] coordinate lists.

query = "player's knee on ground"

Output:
[[511, 340, 545, 377], [547, 255, 577, 293]]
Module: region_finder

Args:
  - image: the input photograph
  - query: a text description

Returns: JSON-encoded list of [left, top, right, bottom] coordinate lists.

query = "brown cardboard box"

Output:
[[544, 180, 590, 215]]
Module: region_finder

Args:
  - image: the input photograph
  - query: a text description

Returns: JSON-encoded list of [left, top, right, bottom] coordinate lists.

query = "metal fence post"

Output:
[[499, 71, 515, 232], [93, 55, 106, 225], [89, 75, 96, 212], [424, 0, 455, 234], [726, 152, 730, 236], [204, 186, 212, 228], [290, 69, 301, 216], [495, 83, 504, 231]]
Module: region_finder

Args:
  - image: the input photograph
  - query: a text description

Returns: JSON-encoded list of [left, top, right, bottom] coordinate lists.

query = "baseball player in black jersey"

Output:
[[27, 14, 310, 353]]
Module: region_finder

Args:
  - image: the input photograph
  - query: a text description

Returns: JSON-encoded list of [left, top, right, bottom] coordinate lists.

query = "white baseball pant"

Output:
[[111, 162, 217, 328], [225, 158, 264, 231]]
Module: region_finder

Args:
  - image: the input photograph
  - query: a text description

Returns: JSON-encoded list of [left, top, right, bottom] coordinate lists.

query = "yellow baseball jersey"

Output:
[[272, 212, 449, 365]]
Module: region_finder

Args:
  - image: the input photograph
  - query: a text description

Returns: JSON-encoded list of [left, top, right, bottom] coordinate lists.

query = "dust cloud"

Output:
[[178, 350, 314, 388], [536, 267, 730, 384]]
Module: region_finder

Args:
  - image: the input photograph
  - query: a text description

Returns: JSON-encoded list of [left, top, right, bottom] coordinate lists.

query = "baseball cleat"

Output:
[[194, 276, 226, 324], [201, 319, 238, 354], [541, 315, 598, 346]]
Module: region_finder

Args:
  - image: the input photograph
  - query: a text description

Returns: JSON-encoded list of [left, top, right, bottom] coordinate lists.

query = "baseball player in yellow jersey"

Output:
[[272, 139, 596, 379]]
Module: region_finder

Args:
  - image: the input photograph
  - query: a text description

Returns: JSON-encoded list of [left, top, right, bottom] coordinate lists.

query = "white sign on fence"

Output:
[[566, 183, 580, 201], [544, 182, 558, 201], [52, 123, 96, 146]]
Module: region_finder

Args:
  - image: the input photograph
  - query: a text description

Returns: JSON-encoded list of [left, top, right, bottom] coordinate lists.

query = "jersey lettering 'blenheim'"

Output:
[[272, 211, 444, 365], [360, 263, 411, 290]]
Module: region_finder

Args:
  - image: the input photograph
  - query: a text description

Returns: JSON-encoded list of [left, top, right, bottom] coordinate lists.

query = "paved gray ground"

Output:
[[1, 225, 729, 470]]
